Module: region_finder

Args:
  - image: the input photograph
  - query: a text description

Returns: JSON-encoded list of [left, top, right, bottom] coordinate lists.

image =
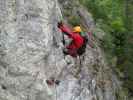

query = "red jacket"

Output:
[[59, 24, 84, 50]]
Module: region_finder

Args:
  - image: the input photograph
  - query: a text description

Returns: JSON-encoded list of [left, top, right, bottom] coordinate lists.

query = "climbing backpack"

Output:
[[77, 36, 88, 56]]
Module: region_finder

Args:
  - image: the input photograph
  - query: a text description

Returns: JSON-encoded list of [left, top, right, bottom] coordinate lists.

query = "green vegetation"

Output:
[[63, 8, 81, 26], [115, 88, 129, 100], [68, 16, 81, 26], [79, 0, 133, 98]]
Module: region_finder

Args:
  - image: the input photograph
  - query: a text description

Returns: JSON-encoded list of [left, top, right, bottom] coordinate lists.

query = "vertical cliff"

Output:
[[0, 0, 127, 100]]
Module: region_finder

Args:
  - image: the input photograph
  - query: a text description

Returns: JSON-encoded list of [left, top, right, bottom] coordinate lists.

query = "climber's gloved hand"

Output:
[[58, 21, 63, 28]]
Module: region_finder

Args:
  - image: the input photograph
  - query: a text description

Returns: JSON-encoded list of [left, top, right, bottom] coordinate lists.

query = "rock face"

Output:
[[0, 0, 123, 100]]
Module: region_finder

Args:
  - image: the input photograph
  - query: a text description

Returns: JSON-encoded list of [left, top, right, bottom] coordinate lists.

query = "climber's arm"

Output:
[[58, 23, 74, 39]]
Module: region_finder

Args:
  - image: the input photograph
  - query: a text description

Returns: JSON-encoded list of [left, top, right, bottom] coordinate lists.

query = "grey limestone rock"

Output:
[[0, 0, 125, 100]]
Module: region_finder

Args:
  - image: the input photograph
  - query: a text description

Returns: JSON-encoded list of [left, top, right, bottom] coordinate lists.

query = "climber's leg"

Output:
[[63, 47, 77, 57], [68, 48, 78, 57]]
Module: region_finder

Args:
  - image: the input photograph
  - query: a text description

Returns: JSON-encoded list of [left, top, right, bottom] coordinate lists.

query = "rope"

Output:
[[70, 56, 84, 100], [79, 56, 82, 66], [73, 55, 83, 78], [27, 71, 39, 100], [54, 55, 84, 100], [62, 32, 65, 46]]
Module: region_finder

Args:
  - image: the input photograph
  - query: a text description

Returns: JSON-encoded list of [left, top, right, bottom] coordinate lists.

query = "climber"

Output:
[[73, 26, 94, 49], [46, 77, 60, 86], [72, 26, 88, 55], [58, 22, 84, 57]]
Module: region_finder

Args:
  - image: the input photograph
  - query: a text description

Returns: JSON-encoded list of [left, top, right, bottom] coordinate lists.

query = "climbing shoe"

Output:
[[55, 80, 60, 85], [46, 79, 55, 86], [46, 76, 61, 86]]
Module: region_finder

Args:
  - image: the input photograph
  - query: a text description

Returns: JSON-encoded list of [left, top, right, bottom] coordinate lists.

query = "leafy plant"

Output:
[[68, 16, 81, 26], [79, 0, 133, 98]]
